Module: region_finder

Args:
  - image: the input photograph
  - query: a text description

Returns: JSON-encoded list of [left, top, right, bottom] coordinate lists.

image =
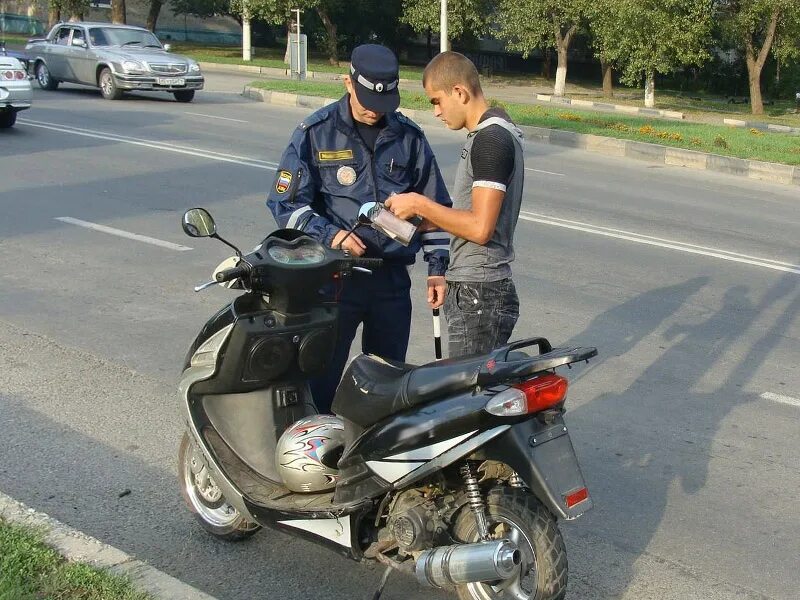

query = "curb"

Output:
[[535, 94, 685, 121], [0, 491, 216, 600], [724, 118, 800, 135], [243, 87, 800, 188], [200, 60, 415, 84]]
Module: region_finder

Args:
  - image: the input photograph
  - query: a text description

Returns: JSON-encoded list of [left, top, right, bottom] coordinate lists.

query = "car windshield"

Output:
[[88, 27, 161, 48]]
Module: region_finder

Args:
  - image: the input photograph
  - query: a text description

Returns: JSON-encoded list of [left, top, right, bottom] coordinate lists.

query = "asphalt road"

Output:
[[1, 73, 798, 600]]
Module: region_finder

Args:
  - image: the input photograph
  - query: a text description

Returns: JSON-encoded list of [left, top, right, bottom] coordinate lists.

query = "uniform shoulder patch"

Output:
[[275, 170, 293, 194], [299, 107, 331, 130]]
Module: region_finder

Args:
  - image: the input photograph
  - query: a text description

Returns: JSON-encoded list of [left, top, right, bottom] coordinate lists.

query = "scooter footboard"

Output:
[[478, 418, 592, 520]]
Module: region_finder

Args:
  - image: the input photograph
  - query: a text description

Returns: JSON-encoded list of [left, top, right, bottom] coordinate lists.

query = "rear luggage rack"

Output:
[[477, 337, 597, 386]]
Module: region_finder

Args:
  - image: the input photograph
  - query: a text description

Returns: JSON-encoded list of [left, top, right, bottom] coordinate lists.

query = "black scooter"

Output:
[[177, 207, 597, 600]]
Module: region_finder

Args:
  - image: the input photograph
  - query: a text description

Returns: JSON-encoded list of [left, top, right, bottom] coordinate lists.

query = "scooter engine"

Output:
[[386, 489, 451, 552]]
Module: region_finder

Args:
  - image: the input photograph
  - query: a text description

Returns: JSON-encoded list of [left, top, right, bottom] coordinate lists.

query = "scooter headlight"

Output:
[[190, 324, 234, 368]]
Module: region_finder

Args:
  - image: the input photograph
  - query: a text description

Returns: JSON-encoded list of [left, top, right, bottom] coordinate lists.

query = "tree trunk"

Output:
[[111, 0, 126, 24], [242, 15, 252, 61], [554, 47, 568, 96], [285, 23, 292, 64], [317, 7, 339, 66], [48, 6, 61, 30], [743, 8, 780, 115], [146, 0, 163, 33], [541, 48, 552, 80], [601, 59, 613, 97], [552, 24, 575, 97], [644, 71, 655, 108], [427, 29, 432, 59]]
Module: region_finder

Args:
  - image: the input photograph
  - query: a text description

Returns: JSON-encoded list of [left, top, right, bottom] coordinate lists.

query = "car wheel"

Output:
[[173, 90, 195, 103], [98, 68, 123, 100], [35, 62, 58, 91], [0, 110, 17, 129]]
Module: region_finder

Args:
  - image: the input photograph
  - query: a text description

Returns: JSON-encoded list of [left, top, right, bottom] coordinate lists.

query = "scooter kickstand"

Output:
[[370, 565, 393, 600]]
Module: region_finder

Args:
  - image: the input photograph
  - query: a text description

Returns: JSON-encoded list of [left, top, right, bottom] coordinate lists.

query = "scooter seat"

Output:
[[332, 352, 487, 428]]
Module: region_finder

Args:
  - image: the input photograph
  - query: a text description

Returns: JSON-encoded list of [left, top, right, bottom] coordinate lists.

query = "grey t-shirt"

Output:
[[447, 109, 525, 283]]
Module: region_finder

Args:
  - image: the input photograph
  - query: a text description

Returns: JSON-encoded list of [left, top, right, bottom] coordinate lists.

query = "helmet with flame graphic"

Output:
[[276, 415, 345, 493]]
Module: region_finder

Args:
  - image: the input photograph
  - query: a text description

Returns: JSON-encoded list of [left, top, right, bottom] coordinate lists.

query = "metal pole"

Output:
[[440, 0, 447, 53], [293, 8, 302, 80]]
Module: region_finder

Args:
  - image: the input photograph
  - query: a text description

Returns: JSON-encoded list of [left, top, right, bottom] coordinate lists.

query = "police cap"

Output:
[[349, 44, 400, 114]]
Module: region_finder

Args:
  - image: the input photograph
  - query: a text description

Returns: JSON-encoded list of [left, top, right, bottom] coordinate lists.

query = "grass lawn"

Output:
[[0, 517, 150, 600], [0, 32, 33, 44], [250, 80, 800, 166]]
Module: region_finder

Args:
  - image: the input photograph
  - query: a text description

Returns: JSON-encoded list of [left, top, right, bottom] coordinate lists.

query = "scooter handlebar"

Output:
[[215, 264, 250, 283]]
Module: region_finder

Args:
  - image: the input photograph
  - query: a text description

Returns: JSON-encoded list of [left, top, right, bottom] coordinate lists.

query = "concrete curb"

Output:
[[200, 61, 415, 84], [0, 491, 215, 600], [535, 94, 685, 121], [243, 87, 800, 188], [723, 118, 800, 135]]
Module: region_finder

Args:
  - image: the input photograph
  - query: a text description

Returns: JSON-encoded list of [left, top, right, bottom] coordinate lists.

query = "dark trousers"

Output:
[[444, 279, 519, 358], [311, 265, 412, 413]]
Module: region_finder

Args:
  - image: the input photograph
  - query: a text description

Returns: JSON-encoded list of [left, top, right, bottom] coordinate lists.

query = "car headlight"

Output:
[[188, 62, 201, 73], [121, 60, 146, 74]]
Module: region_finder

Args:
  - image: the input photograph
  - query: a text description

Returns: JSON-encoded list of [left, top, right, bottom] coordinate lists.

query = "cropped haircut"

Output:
[[423, 51, 482, 97]]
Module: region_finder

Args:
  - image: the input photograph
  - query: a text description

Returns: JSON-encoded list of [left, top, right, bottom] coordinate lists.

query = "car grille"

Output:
[[147, 62, 188, 75]]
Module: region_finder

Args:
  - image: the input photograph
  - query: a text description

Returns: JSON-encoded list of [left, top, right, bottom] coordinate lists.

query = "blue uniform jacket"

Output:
[[266, 95, 451, 276]]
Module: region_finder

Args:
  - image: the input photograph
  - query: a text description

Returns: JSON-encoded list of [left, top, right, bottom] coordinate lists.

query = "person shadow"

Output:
[[561, 272, 799, 598]]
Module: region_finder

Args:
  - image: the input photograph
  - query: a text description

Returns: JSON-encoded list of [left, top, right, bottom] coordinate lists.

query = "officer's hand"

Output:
[[427, 276, 446, 309], [332, 229, 367, 257], [386, 192, 423, 221]]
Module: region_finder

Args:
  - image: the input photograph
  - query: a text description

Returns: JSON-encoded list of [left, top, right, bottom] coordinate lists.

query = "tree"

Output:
[[589, 0, 713, 107], [48, 0, 90, 23], [496, 0, 587, 97], [147, 0, 164, 32], [718, 0, 800, 114], [111, 0, 127, 24], [401, 0, 492, 46]]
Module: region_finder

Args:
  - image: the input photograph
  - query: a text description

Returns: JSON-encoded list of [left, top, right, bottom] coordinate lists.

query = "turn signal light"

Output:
[[485, 373, 569, 417]]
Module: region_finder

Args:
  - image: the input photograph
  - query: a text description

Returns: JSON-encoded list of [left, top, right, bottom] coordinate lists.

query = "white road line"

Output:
[[520, 211, 800, 275], [19, 118, 278, 171], [760, 392, 800, 408], [525, 167, 566, 176], [184, 111, 249, 123], [55, 217, 193, 252]]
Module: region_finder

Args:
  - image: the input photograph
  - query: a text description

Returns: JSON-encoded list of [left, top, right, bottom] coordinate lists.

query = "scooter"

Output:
[[177, 207, 597, 600]]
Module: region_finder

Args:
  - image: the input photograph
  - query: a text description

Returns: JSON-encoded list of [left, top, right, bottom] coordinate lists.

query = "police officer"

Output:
[[267, 44, 452, 414]]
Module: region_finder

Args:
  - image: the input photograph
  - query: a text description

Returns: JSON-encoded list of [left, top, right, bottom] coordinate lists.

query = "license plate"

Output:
[[157, 77, 185, 86]]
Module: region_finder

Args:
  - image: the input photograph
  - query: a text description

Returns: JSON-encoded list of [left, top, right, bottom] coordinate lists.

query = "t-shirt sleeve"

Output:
[[470, 125, 515, 191]]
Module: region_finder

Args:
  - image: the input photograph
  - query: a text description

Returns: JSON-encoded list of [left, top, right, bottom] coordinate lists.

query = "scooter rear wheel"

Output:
[[178, 432, 261, 541], [452, 487, 567, 600]]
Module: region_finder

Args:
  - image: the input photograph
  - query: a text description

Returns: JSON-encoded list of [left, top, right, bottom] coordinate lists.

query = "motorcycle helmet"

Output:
[[276, 415, 345, 493]]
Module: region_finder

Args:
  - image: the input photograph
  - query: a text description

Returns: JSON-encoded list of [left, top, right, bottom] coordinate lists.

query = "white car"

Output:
[[0, 52, 32, 128]]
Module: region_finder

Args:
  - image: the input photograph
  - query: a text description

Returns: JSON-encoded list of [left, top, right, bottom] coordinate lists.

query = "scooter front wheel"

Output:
[[452, 487, 567, 600], [178, 432, 261, 541]]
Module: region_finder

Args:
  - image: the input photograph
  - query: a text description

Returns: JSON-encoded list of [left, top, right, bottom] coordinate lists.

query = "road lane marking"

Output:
[[184, 111, 249, 123], [525, 167, 565, 176], [760, 392, 800, 408], [520, 211, 800, 275], [19, 118, 278, 171], [55, 217, 193, 252]]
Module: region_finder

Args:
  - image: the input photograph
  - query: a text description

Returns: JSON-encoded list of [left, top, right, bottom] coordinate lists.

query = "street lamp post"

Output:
[[440, 0, 447, 53]]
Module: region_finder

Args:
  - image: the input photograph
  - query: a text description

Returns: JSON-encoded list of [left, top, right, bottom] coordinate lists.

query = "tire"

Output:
[[35, 62, 58, 91], [98, 67, 123, 100], [178, 432, 261, 541], [452, 487, 568, 600], [173, 90, 195, 103], [0, 110, 16, 129]]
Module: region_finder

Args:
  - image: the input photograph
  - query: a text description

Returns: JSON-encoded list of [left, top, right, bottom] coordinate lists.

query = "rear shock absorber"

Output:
[[460, 462, 490, 541]]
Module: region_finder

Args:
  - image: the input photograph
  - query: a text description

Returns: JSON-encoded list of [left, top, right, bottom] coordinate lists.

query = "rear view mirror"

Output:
[[182, 208, 217, 238], [71, 38, 86, 48], [163, 43, 171, 52]]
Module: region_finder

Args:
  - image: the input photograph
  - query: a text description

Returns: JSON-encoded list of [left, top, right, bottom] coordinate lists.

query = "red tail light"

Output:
[[2, 70, 26, 80], [514, 373, 568, 413], [485, 373, 569, 417]]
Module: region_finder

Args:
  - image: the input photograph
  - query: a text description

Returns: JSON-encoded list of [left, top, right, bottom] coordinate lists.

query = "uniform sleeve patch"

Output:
[[275, 170, 293, 194], [318, 149, 354, 161]]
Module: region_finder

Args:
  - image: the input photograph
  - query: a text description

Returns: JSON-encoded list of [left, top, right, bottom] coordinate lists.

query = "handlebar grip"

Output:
[[349, 257, 384, 269], [215, 265, 249, 283]]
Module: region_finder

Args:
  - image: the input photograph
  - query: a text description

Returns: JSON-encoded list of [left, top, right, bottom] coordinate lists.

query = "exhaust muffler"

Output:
[[415, 539, 521, 587]]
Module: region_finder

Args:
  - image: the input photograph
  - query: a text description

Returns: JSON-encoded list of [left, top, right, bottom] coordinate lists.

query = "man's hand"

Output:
[[427, 276, 446, 309], [386, 192, 425, 221], [332, 229, 366, 256]]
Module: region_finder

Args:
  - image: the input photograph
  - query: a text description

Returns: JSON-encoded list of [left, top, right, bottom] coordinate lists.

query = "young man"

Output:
[[267, 44, 452, 413], [386, 51, 525, 358]]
